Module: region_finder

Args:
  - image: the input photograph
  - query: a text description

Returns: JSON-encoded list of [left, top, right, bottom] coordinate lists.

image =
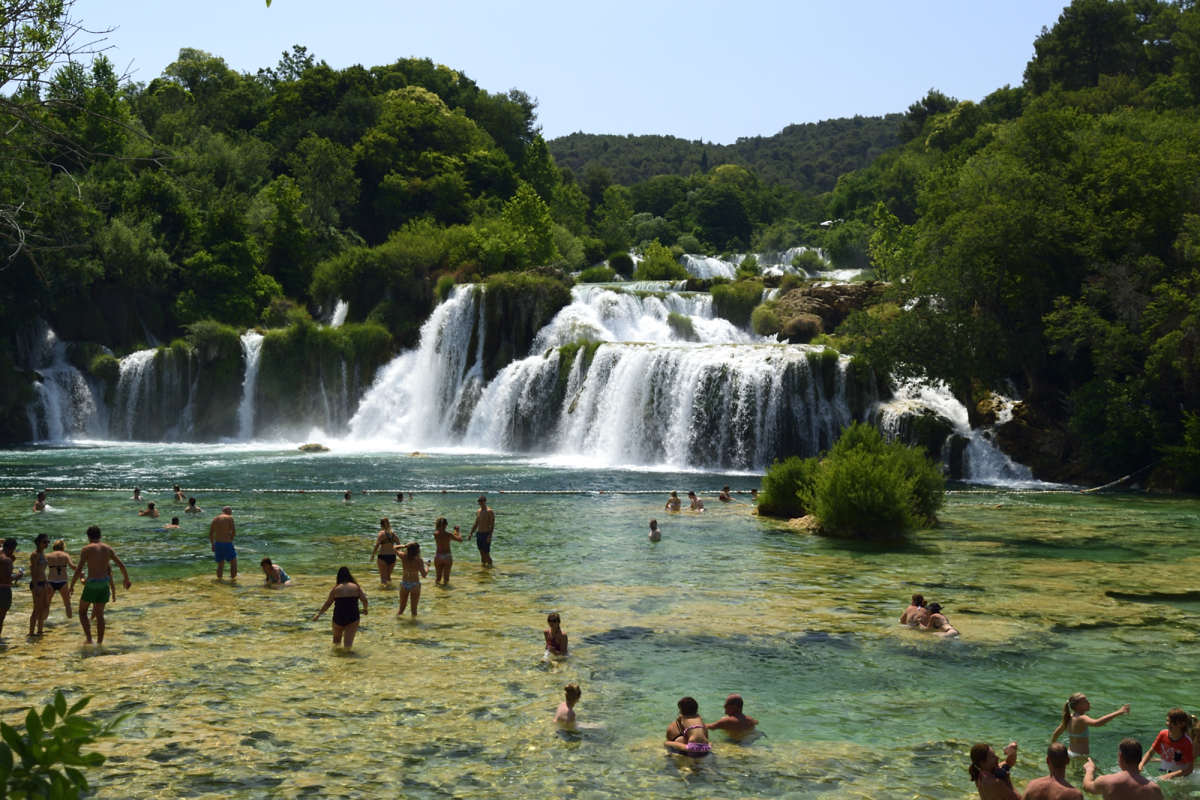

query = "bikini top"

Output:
[[545, 630, 564, 652], [1068, 718, 1089, 739]]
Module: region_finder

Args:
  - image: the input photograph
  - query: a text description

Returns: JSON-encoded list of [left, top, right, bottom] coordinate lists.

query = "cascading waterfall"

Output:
[[330, 300, 349, 328], [22, 323, 105, 441], [110, 346, 197, 441], [681, 254, 741, 280], [236, 331, 265, 441]]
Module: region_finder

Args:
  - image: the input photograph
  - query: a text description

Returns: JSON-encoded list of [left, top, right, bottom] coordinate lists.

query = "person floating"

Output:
[[665, 491, 681, 512], [260, 557, 291, 587], [371, 517, 400, 585], [969, 742, 1018, 800], [665, 697, 711, 757], [1083, 739, 1162, 799], [707, 694, 758, 740], [432, 517, 461, 585], [46, 540, 75, 620], [69, 526, 131, 646], [1050, 694, 1130, 758], [314, 566, 368, 650], [648, 518, 661, 542], [138, 501, 159, 518], [717, 486, 732, 502], [396, 542, 427, 617], [1139, 707, 1196, 780], [1023, 743, 1080, 800], [921, 602, 958, 637], [544, 612, 568, 658], [555, 684, 581, 731], [32, 491, 46, 512], [209, 506, 237, 580], [396, 492, 404, 503], [900, 593, 930, 628], [28, 533, 51, 637], [184, 497, 203, 514], [468, 495, 495, 567], [687, 491, 705, 511]]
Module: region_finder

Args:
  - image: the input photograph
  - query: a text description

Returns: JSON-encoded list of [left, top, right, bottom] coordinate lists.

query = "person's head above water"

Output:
[[396, 492, 403, 501], [911, 593, 925, 607], [1046, 742, 1070, 772], [547, 612, 561, 627], [1117, 738, 1142, 767], [436, 517, 448, 532], [968, 743, 998, 782], [724, 694, 744, 712], [87, 525, 101, 542], [147, 502, 155, 510], [687, 491, 696, 498], [564, 683, 581, 704], [173, 484, 180, 491], [344, 491, 351, 500], [36, 491, 45, 501], [336, 566, 354, 584], [927, 602, 944, 615], [188, 497, 196, 505], [649, 519, 658, 531], [52, 539, 65, 552], [1061, 693, 1088, 727], [1167, 707, 1197, 735], [677, 697, 699, 716], [261, 557, 273, 568], [670, 491, 678, 498], [171, 517, 179, 525]]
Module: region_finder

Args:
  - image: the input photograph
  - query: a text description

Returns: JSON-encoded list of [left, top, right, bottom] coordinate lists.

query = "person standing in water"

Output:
[[1024, 743, 1082, 800], [1084, 739, 1162, 800], [717, 486, 732, 502], [648, 519, 661, 542], [665, 492, 681, 511], [184, 497, 202, 514], [370, 518, 400, 585], [969, 742, 1020, 800], [396, 542, 428, 617], [32, 491, 46, 512], [707, 694, 759, 740], [69, 526, 131, 645], [343, 491, 352, 503], [0, 539, 16, 637], [131, 487, 142, 501], [432, 518, 461, 585], [209, 506, 237, 580], [1139, 707, 1196, 780], [900, 594, 930, 627], [688, 491, 705, 511], [468, 495, 495, 567], [138, 501, 159, 518], [173, 485, 186, 501], [396, 492, 404, 503], [544, 612, 568, 657], [260, 557, 291, 587], [665, 697, 711, 757], [163, 517, 181, 531], [46, 540, 76, 620], [1051, 694, 1130, 758], [555, 684, 581, 731], [28, 533, 52, 636], [313, 567, 368, 650]]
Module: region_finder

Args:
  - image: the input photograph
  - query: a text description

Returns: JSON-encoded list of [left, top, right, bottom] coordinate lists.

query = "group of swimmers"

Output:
[[899, 592, 960, 637]]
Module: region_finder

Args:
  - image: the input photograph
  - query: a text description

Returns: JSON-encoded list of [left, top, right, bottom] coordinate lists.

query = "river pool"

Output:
[[1, 443, 1198, 799]]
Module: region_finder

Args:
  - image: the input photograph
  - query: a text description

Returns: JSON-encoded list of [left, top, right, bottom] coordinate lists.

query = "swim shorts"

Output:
[[476, 532, 492, 554], [213, 541, 237, 562], [0, 586, 10, 610], [81, 580, 110, 605]]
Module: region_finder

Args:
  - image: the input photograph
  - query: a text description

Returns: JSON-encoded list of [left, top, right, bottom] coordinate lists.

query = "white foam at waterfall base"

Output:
[[24, 323, 105, 441], [235, 332, 265, 441], [330, 300, 349, 328]]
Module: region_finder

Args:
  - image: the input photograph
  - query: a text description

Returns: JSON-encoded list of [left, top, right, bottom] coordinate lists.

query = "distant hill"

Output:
[[549, 114, 904, 193]]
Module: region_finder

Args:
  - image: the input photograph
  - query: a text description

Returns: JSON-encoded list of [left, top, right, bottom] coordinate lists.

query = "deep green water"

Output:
[[2, 443, 1199, 799]]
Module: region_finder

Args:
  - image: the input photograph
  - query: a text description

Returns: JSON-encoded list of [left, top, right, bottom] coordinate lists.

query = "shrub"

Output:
[[751, 302, 782, 336], [261, 297, 312, 328], [676, 233, 702, 254], [1161, 412, 1200, 492], [758, 456, 820, 518], [632, 239, 688, 281], [736, 254, 761, 280], [1, 691, 123, 799], [779, 272, 805, 294], [666, 311, 697, 341], [578, 265, 617, 283], [710, 280, 764, 328], [607, 252, 634, 276], [436, 274, 456, 302], [86, 354, 121, 387], [185, 320, 242, 362], [791, 249, 827, 274]]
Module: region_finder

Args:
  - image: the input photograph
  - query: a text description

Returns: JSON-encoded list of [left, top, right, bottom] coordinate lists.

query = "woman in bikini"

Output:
[[1050, 693, 1130, 757], [665, 696, 711, 757], [544, 612, 568, 658], [370, 518, 400, 585], [46, 540, 76, 620], [313, 567, 368, 650], [432, 517, 461, 585], [920, 602, 959, 637], [899, 593, 929, 628], [396, 542, 428, 618], [28, 533, 51, 635]]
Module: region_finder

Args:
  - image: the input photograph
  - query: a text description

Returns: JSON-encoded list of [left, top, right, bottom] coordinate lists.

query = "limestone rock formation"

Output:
[[773, 282, 885, 343]]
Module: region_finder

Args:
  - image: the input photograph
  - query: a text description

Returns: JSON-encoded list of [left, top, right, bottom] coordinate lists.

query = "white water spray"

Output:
[[236, 332, 265, 441]]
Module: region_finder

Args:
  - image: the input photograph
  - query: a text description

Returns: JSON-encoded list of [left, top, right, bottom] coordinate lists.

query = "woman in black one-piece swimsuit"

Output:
[[314, 567, 369, 650]]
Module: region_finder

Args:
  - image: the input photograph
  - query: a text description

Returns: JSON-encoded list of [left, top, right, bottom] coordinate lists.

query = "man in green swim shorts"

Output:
[[69, 526, 131, 645]]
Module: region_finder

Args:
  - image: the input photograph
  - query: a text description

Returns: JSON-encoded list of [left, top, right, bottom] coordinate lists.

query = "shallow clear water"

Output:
[[2, 443, 1199, 798]]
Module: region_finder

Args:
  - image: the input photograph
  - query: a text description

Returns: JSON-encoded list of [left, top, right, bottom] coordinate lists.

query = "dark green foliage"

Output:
[[666, 311, 698, 341], [1024, 0, 1140, 93], [1161, 412, 1200, 491], [1068, 376, 1162, 473], [607, 252, 634, 276], [185, 320, 242, 362], [261, 297, 312, 328], [435, 274, 456, 302], [710, 281, 764, 328], [750, 302, 782, 336], [578, 265, 616, 283], [632, 240, 687, 281], [791, 250, 826, 273], [0, 691, 123, 800], [757, 456, 819, 518]]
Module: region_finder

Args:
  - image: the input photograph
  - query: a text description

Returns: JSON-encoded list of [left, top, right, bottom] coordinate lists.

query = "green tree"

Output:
[[287, 134, 359, 228], [518, 135, 560, 204], [1024, 0, 1140, 92], [259, 176, 315, 299], [632, 239, 687, 281], [502, 182, 558, 265]]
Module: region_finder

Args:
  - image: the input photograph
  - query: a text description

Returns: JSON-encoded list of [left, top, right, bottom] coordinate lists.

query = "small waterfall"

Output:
[[236, 331, 265, 441], [330, 300, 349, 328], [110, 349, 159, 440], [681, 254, 740, 280], [23, 323, 105, 441], [110, 346, 196, 441]]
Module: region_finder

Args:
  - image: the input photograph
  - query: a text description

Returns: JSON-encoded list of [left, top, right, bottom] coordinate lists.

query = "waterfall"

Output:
[[109, 346, 197, 441], [330, 300, 349, 328], [23, 323, 105, 441], [681, 254, 740, 280], [236, 332, 265, 441], [110, 349, 158, 440]]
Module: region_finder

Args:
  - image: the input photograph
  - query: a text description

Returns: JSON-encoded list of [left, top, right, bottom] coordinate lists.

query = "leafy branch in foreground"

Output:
[[0, 690, 123, 799]]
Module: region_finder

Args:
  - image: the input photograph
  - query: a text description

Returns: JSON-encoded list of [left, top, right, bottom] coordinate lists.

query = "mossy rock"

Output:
[[710, 281, 764, 328], [298, 443, 330, 452], [781, 314, 824, 344], [0, 351, 34, 443], [666, 312, 698, 342], [482, 272, 572, 380]]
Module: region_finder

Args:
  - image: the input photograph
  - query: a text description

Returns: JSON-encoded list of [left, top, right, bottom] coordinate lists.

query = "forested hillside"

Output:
[[549, 115, 903, 193]]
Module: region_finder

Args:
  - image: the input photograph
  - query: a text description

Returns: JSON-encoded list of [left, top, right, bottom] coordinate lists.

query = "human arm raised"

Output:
[[1080, 704, 1130, 729], [1082, 759, 1100, 795]]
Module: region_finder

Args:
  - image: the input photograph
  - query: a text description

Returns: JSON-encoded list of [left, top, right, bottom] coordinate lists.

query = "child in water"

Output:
[[1140, 707, 1197, 780], [555, 684, 581, 731]]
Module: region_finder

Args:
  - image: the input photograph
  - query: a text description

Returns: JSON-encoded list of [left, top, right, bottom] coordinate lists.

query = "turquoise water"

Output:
[[2, 443, 1199, 798]]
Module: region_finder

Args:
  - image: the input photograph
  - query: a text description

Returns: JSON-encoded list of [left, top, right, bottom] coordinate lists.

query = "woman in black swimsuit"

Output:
[[46, 539, 76, 620], [29, 533, 51, 636], [370, 518, 400, 586], [314, 567, 369, 650]]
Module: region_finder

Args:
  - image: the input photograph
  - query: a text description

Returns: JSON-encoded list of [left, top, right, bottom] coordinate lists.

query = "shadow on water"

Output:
[[1105, 590, 1200, 613]]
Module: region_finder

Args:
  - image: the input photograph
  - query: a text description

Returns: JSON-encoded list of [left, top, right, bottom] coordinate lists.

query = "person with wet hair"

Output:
[[665, 697, 711, 757], [921, 603, 959, 637], [370, 518, 400, 585], [138, 501, 159, 518], [544, 612, 568, 657], [648, 519, 661, 542], [260, 557, 291, 587], [314, 566, 368, 650], [163, 517, 181, 531], [1025, 743, 1082, 800], [1083, 739, 1162, 799], [555, 684, 581, 730], [1139, 707, 1196, 780], [46, 540, 76, 620], [968, 741, 1019, 800], [173, 485, 185, 502], [1051, 694, 1130, 758], [900, 593, 930, 627], [707, 694, 759, 740], [432, 517, 461, 585], [664, 491, 681, 512], [396, 542, 428, 617], [184, 497, 202, 514], [32, 491, 46, 512]]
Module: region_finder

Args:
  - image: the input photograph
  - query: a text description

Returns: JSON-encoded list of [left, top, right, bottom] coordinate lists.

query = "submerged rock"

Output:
[[789, 515, 825, 533], [298, 443, 330, 452]]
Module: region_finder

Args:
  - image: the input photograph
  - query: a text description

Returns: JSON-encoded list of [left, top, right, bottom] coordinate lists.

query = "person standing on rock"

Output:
[[209, 506, 237, 580], [468, 495, 495, 567]]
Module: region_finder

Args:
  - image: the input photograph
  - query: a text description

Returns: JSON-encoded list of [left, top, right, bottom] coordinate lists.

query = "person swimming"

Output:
[[162, 517, 181, 531], [921, 603, 958, 637], [432, 517, 462, 585], [555, 684, 581, 731], [32, 491, 46, 512], [648, 518, 661, 542], [900, 593, 930, 628], [1050, 693, 1130, 757], [260, 557, 291, 587], [665, 492, 681, 512], [665, 697, 711, 757], [544, 612, 568, 658], [173, 485, 185, 501], [138, 501, 159, 518], [343, 491, 352, 503]]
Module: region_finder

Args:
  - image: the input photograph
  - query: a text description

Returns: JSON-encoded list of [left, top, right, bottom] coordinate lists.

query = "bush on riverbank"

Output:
[[632, 240, 687, 281], [757, 456, 819, 518], [711, 280, 764, 328]]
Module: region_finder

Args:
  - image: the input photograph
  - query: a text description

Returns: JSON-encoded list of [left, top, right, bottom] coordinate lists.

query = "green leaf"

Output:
[[24, 709, 42, 742], [41, 705, 56, 729], [67, 697, 90, 716], [53, 692, 67, 718]]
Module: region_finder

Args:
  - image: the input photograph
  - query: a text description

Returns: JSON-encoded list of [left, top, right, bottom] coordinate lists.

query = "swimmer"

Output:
[[648, 518, 661, 542], [467, 495, 495, 567], [665, 697, 711, 757], [370, 518, 400, 585], [707, 694, 758, 740], [717, 485, 732, 502], [184, 497, 202, 514], [32, 491, 46, 512], [0, 538, 17, 636], [1084, 739, 1162, 800], [688, 491, 705, 511], [1050, 694, 1130, 758], [555, 684, 581, 731], [69, 526, 131, 645], [313, 567, 367, 650], [396, 542, 427, 617], [46, 540, 76, 620], [1024, 743, 1081, 800], [544, 612, 568, 657], [28, 533, 51, 636], [209, 506, 237, 580], [163, 517, 181, 531], [969, 742, 1019, 800], [900, 593, 930, 627], [131, 487, 142, 501], [396, 492, 404, 503], [260, 557, 292, 587], [432, 517, 462, 585], [173, 485, 185, 501], [751, 488, 759, 502], [921, 603, 958, 637], [665, 491, 681, 512], [138, 501, 160, 518], [1139, 707, 1196, 780], [343, 491, 352, 503]]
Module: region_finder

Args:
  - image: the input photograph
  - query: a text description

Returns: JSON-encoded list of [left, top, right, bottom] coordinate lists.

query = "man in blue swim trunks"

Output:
[[467, 494, 495, 567], [209, 506, 237, 580]]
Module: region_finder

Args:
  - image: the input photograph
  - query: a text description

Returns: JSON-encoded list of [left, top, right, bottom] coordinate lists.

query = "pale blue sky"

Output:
[[76, 0, 1068, 143]]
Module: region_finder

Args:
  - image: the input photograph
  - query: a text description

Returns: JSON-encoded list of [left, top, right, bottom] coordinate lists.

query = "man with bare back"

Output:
[[468, 495, 495, 567], [69, 526, 131, 645], [210, 506, 237, 579]]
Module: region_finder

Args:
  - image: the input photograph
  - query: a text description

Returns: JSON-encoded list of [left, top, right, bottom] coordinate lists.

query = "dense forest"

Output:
[[549, 115, 904, 193]]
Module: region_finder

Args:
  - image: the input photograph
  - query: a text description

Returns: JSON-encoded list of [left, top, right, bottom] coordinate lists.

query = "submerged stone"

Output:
[[298, 443, 330, 452]]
